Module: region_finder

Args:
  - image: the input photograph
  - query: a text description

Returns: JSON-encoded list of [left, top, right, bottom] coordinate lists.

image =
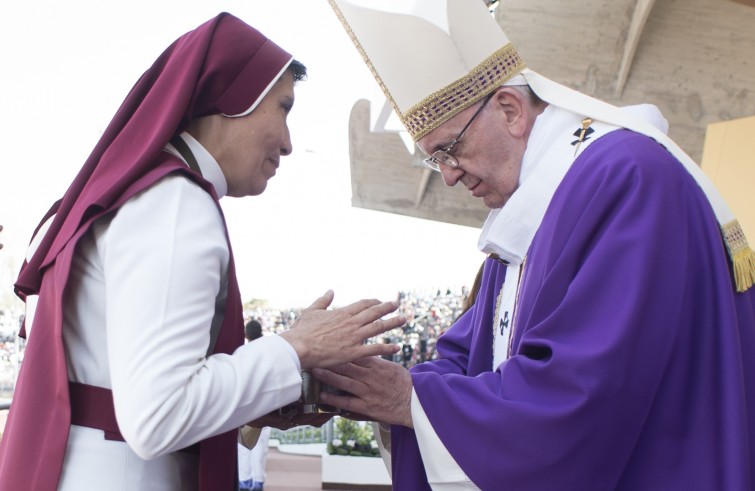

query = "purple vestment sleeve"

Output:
[[396, 130, 755, 489], [391, 260, 505, 488], [391, 426, 432, 491]]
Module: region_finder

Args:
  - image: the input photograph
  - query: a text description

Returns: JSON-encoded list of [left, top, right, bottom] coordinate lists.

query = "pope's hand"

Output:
[[313, 356, 413, 428]]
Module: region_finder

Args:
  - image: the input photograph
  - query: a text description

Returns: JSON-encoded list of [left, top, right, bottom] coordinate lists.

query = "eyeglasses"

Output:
[[423, 93, 493, 172]]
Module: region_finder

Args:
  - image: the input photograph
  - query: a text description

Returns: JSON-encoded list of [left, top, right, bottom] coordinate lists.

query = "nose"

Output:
[[280, 123, 292, 156], [439, 165, 463, 187]]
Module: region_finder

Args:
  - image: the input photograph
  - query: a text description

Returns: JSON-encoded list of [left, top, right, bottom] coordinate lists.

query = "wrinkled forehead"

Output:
[[417, 125, 447, 156], [416, 105, 471, 155]]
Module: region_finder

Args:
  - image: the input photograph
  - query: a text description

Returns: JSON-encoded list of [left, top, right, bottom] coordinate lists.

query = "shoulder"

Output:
[[123, 173, 218, 218], [138, 172, 214, 200], [574, 129, 690, 188], [104, 173, 225, 245], [556, 129, 703, 212], [540, 129, 716, 246]]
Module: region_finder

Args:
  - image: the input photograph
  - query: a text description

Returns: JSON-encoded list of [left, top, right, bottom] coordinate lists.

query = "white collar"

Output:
[[164, 132, 228, 198], [477, 105, 605, 263], [477, 103, 666, 263]]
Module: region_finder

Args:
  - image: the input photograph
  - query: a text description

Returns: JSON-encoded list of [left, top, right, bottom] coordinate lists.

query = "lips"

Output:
[[264, 159, 279, 179], [467, 180, 482, 196]]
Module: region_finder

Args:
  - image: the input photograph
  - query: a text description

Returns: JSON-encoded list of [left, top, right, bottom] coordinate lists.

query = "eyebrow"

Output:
[[438, 130, 461, 153], [428, 129, 456, 154]]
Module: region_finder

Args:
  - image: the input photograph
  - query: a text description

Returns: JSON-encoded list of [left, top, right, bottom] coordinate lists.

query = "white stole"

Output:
[[481, 105, 623, 369]]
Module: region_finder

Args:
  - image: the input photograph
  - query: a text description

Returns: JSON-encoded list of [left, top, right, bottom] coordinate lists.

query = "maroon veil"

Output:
[[1, 13, 292, 490]]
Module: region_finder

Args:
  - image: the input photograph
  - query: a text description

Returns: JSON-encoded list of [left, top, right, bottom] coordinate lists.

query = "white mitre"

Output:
[[329, 0, 755, 292]]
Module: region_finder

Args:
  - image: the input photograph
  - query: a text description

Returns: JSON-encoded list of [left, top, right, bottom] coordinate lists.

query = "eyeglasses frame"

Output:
[[423, 93, 494, 171]]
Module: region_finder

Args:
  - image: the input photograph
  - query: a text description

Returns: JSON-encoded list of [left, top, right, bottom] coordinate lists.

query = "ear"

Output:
[[492, 87, 529, 138], [186, 114, 225, 151]]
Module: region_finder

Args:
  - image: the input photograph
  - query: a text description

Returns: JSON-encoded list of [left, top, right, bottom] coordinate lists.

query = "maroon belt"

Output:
[[68, 381, 199, 454]]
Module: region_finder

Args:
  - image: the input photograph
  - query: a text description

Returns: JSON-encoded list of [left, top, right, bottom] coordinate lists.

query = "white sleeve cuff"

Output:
[[274, 334, 302, 372], [373, 421, 392, 477], [411, 389, 480, 490]]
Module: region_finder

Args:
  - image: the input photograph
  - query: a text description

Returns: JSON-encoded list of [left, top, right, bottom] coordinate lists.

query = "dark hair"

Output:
[[289, 59, 307, 83], [245, 319, 263, 341]]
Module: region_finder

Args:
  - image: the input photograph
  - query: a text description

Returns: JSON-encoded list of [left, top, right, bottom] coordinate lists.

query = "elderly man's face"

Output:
[[417, 89, 530, 209], [191, 70, 296, 197]]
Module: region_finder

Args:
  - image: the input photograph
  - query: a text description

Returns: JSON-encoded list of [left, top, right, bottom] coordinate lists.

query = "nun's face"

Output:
[[189, 70, 295, 197]]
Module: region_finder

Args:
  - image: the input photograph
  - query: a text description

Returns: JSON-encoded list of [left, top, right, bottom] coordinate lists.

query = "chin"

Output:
[[483, 197, 504, 209], [249, 182, 268, 196], [228, 184, 266, 197], [483, 190, 515, 209]]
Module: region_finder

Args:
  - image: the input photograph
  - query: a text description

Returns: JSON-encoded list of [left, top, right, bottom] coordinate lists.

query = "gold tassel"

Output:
[[732, 247, 755, 293], [722, 220, 755, 292]]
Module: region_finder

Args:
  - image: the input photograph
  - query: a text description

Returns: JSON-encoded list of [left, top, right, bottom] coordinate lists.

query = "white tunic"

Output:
[[52, 134, 302, 490]]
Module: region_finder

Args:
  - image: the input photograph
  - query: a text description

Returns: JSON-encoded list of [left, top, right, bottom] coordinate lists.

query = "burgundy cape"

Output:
[[392, 130, 755, 490], [0, 13, 291, 490]]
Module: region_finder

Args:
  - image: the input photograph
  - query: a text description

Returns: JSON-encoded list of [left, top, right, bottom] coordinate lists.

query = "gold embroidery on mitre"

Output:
[[722, 220, 755, 292], [403, 44, 526, 141]]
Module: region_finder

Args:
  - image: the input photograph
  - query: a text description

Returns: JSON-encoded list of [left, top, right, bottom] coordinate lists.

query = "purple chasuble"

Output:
[[393, 130, 755, 490]]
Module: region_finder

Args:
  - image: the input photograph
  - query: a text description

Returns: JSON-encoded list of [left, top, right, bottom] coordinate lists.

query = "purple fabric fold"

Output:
[[395, 130, 755, 490]]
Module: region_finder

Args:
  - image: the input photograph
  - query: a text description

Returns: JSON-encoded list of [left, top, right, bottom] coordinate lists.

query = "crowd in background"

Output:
[[389, 288, 469, 367], [0, 287, 471, 397], [243, 287, 470, 368]]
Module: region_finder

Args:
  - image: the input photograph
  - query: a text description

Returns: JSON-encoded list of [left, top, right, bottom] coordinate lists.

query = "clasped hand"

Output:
[[313, 357, 414, 428], [249, 290, 405, 430], [279, 290, 404, 370]]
